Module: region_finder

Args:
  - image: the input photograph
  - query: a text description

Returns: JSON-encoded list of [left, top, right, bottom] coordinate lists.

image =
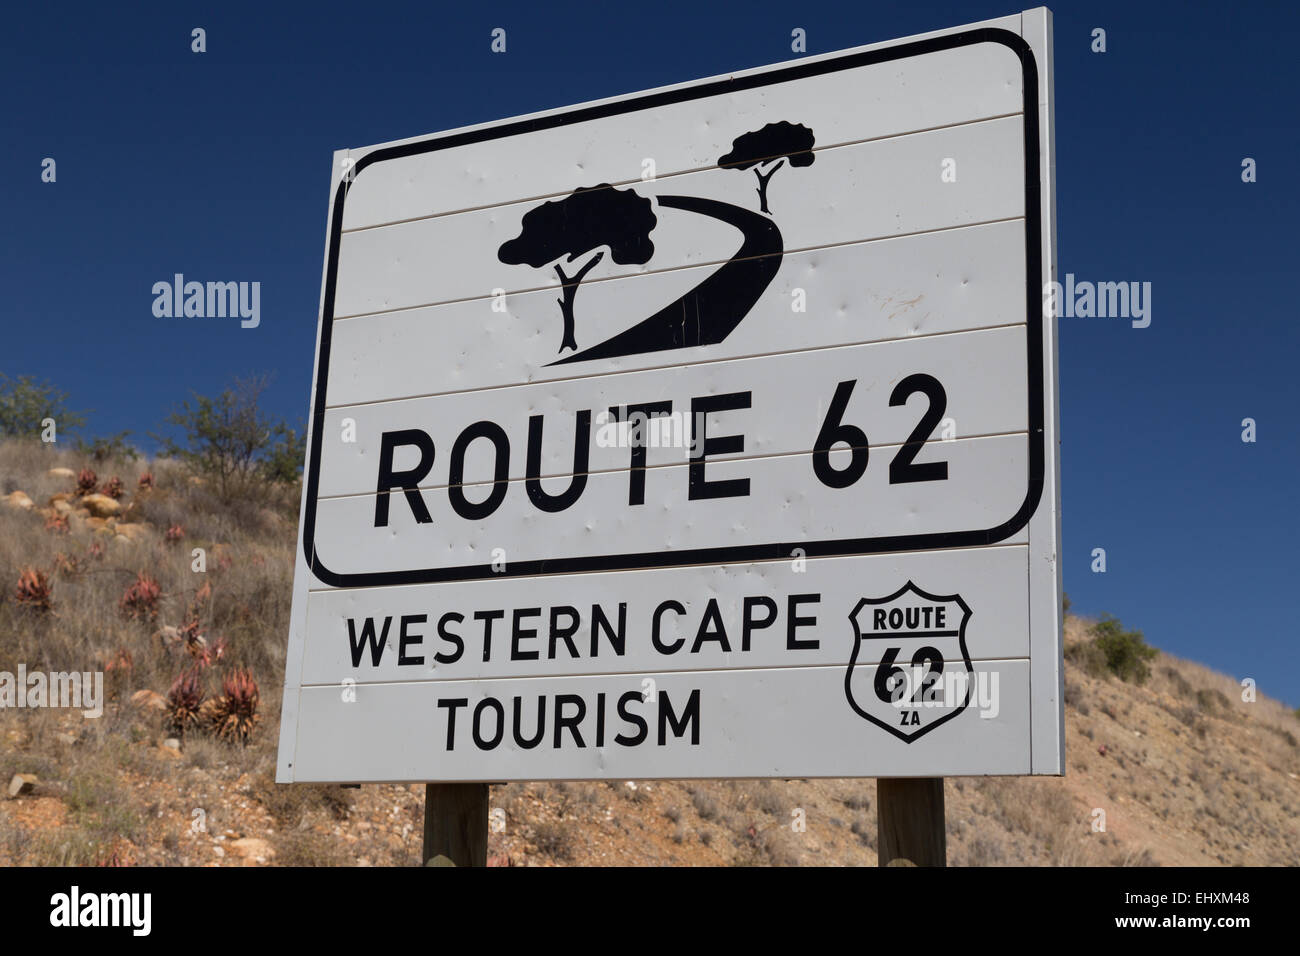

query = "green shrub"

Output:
[[1092, 614, 1158, 685], [0, 374, 85, 439], [153, 375, 304, 499], [76, 431, 139, 462]]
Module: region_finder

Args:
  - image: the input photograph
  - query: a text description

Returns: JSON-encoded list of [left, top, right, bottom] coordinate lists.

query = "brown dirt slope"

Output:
[[1, 439, 1297, 866]]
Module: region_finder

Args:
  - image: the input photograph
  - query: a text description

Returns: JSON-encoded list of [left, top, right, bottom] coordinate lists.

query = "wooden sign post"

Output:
[[422, 783, 488, 867], [877, 777, 946, 866]]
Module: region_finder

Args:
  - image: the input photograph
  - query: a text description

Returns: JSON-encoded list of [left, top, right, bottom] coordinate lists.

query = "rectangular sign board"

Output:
[[278, 8, 1062, 783]]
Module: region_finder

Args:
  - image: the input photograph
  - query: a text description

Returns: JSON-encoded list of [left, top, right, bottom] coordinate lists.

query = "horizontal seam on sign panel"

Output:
[[331, 215, 1028, 320], [314, 428, 1030, 501], [325, 321, 1028, 410], [339, 110, 1026, 234], [304, 541, 1029, 592], [295, 657, 1032, 689]]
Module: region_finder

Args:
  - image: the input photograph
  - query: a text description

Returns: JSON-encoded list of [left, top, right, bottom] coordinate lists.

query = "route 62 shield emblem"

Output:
[[845, 582, 974, 743]]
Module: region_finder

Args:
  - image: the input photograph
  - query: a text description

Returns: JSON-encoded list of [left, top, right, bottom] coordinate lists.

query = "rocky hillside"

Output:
[[1, 439, 1296, 866]]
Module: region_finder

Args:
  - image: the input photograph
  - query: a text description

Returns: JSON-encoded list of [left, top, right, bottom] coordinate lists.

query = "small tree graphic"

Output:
[[718, 121, 816, 215], [498, 184, 657, 353]]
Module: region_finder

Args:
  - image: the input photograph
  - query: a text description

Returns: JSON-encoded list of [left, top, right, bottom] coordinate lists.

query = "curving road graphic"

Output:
[[550, 194, 783, 366]]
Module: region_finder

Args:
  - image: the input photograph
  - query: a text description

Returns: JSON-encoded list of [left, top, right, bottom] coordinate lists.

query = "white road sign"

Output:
[[277, 8, 1062, 783]]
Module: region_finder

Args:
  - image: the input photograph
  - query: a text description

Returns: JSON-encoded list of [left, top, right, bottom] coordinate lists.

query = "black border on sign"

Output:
[[304, 27, 1044, 588]]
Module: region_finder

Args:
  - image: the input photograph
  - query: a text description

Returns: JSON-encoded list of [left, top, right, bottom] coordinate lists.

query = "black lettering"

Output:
[[512, 607, 541, 660], [438, 698, 467, 750], [512, 696, 546, 749], [611, 401, 671, 505], [615, 691, 648, 746], [525, 411, 591, 512], [475, 609, 504, 661], [787, 594, 820, 650], [374, 430, 435, 527], [741, 596, 778, 651], [472, 698, 505, 749], [549, 606, 581, 658], [658, 689, 701, 745], [553, 694, 586, 748], [689, 391, 751, 500], [592, 603, 627, 657], [398, 614, 426, 665], [692, 598, 731, 653], [435, 612, 464, 664], [448, 421, 509, 519], [652, 600, 687, 654], [346, 616, 391, 667], [888, 373, 948, 484]]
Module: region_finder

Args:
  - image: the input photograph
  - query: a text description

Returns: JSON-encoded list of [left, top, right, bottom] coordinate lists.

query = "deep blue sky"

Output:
[[4, 2, 1297, 704]]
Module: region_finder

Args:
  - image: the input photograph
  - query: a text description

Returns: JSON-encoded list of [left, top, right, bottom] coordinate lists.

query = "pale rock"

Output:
[[7, 773, 38, 798], [80, 493, 122, 518]]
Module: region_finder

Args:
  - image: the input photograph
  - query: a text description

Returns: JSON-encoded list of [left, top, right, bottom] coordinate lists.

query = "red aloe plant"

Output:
[[15, 568, 54, 612], [100, 476, 125, 499], [119, 571, 162, 623], [166, 667, 206, 737], [207, 667, 260, 744]]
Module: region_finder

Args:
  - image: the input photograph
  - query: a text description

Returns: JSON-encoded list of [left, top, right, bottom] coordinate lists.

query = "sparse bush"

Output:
[[691, 790, 720, 821], [531, 820, 576, 860], [967, 835, 1006, 866], [1196, 688, 1231, 715], [256, 774, 352, 828], [1063, 681, 1083, 709], [842, 790, 871, 812], [850, 817, 875, 848], [1065, 637, 1108, 679], [1163, 666, 1193, 698]]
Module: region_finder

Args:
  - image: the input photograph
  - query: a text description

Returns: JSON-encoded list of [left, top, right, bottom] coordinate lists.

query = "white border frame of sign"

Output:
[[277, 8, 1062, 782]]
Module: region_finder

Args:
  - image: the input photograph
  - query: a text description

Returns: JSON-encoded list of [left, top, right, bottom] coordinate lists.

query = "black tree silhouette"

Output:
[[498, 184, 657, 353], [718, 121, 816, 215]]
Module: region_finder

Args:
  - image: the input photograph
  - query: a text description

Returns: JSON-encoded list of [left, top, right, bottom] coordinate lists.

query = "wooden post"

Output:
[[876, 777, 946, 867], [422, 783, 488, 867]]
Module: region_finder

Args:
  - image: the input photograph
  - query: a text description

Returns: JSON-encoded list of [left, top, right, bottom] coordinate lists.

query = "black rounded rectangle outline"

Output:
[[304, 27, 1045, 588]]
